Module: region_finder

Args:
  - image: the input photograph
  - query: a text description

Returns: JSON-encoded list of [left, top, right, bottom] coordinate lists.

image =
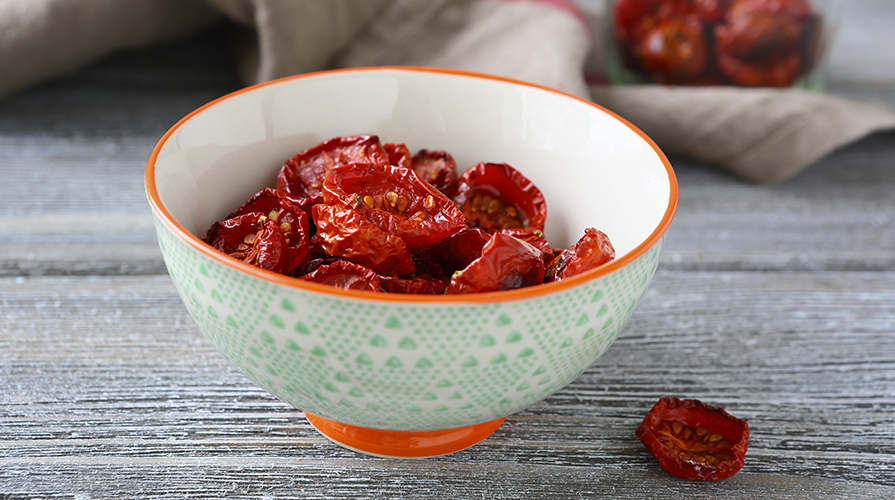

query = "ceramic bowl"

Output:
[[145, 67, 678, 458]]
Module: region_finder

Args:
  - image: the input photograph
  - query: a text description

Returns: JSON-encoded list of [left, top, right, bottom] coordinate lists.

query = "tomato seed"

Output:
[[423, 195, 435, 210], [386, 191, 398, 207], [363, 195, 375, 208], [397, 195, 409, 212]]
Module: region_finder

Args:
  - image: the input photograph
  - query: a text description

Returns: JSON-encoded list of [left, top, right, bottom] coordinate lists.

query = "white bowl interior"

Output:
[[154, 68, 671, 256]]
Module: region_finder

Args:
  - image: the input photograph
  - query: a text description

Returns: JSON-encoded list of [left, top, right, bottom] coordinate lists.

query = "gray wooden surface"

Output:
[[2, 3, 895, 499]]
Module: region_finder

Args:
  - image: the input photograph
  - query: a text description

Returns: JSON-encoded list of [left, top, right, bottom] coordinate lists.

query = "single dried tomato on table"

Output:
[[639, 17, 709, 84], [451, 162, 547, 233], [636, 397, 750, 481], [322, 162, 466, 251]]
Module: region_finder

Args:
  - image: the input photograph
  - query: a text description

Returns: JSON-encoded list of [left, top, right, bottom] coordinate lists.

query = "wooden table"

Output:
[[2, 4, 894, 499]]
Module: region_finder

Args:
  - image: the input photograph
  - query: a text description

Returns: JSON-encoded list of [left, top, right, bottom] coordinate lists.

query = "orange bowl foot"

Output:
[[304, 412, 506, 458]]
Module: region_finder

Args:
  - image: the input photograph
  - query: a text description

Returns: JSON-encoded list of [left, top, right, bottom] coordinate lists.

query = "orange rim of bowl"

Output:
[[145, 66, 679, 304]]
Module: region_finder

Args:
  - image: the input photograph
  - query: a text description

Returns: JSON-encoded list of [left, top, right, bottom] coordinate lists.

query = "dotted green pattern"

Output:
[[155, 216, 663, 430]]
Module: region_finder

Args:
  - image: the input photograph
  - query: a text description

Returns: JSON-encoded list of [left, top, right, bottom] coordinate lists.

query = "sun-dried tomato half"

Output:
[[640, 18, 709, 83], [411, 149, 458, 193], [383, 142, 412, 170], [727, 0, 813, 20], [277, 135, 390, 210], [322, 162, 466, 251], [413, 227, 492, 275], [636, 397, 749, 481], [446, 232, 545, 294], [380, 272, 449, 295], [218, 187, 310, 273], [715, 47, 801, 86], [715, 10, 804, 62], [311, 203, 416, 276], [693, 0, 733, 24], [300, 260, 383, 292], [205, 213, 290, 273], [545, 228, 615, 282], [452, 162, 547, 233]]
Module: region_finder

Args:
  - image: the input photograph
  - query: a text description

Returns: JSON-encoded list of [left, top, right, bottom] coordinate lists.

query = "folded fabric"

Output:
[[1, 0, 893, 184]]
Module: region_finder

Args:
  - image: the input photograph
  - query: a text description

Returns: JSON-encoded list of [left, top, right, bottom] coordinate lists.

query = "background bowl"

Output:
[[145, 67, 677, 457]]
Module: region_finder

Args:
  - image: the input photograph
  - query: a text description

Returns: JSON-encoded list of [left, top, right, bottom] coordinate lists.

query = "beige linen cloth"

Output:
[[2, 0, 894, 184]]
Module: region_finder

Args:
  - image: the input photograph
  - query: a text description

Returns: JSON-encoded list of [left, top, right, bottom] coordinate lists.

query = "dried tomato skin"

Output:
[[383, 142, 413, 170], [413, 227, 492, 275], [639, 18, 709, 84], [311, 203, 416, 276], [205, 212, 266, 255], [452, 162, 547, 233], [446, 232, 545, 294], [715, 47, 800, 86], [545, 228, 616, 282], [322, 162, 466, 251], [276, 135, 390, 209], [411, 149, 458, 193], [636, 397, 750, 481], [221, 187, 311, 273], [300, 260, 383, 292]]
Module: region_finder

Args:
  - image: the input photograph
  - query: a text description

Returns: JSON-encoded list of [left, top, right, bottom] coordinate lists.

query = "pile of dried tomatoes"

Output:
[[204, 135, 615, 294], [612, 0, 824, 87]]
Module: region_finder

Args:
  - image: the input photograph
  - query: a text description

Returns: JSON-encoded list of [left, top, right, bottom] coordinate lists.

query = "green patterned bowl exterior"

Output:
[[146, 67, 677, 432]]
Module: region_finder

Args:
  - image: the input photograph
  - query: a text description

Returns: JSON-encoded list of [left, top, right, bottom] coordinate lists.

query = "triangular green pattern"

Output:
[[385, 316, 402, 329], [226, 316, 238, 328], [461, 356, 479, 367], [516, 381, 531, 391], [386, 356, 403, 368], [422, 392, 437, 400], [206, 305, 217, 319], [478, 334, 496, 347], [602, 317, 614, 330], [398, 337, 418, 349], [348, 387, 364, 397], [199, 263, 210, 277], [259, 331, 275, 345], [355, 353, 373, 365], [370, 334, 388, 348], [596, 303, 609, 317], [280, 297, 296, 312], [448, 392, 462, 400], [407, 405, 422, 413], [193, 278, 204, 293], [294, 321, 311, 335], [311, 346, 327, 357], [590, 289, 604, 302], [495, 313, 512, 326], [576, 313, 589, 326], [324, 382, 339, 393], [433, 405, 448, 412], [210, 289, 223, 303], [436, 379, 452, 387], [506, 331, 523, 343], [334, 372, 351, 382], [538, 375, 551, 385], [269, 314, 285, 329], [284, 339, 301, 352], [415, 357, 434, 369], [339, 398, 355, 408], [517, 347, 535, 358], [559, 336, 574, 348], [490, 353, 508, 364], [533, 366, 547, 375]]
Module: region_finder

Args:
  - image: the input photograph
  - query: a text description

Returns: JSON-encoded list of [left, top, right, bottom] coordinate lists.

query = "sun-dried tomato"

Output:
[[277, 135, 390, 210], [383, 142, 413, 170], [311, 203, 416, 276], [639, 18, 709, 83], [716, 10, 804, 61], [300, 260, 384, 292], [636, 397, 749, 481], [446, 232, 545, 294], [715, 47, 801, 86], [322, 162, 466, 251], [693, 0, 733, 23], [206, 213, 290, 273], [413, 227, 492, 275], [545, 228, 616, 282], [218, 187, 310, 273], [411, 149, 458, 193], [452, 162, 547, 233]]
